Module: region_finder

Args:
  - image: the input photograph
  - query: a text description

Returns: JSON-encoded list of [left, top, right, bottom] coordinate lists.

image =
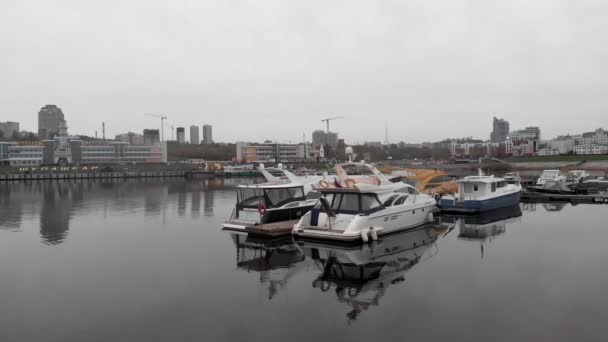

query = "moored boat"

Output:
[[292, 163, 436, 242], [439, 173, 522, 214]]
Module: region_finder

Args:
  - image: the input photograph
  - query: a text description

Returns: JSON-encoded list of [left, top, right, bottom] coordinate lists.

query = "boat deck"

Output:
[[245, 220, 300, 237]]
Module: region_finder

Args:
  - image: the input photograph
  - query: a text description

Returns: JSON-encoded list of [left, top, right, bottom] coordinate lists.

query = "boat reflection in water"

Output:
[[440, 205, 522, 258], [296, 225, 442, 322], [228, 233, 305, 300]]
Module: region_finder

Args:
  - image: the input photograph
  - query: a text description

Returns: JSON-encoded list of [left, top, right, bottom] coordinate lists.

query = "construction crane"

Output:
[[321, 116, 344, 134], [144, 114, 167, 141]]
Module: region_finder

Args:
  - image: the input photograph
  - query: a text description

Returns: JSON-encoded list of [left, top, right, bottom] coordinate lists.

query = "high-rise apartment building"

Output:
[[203, 124, 213, 144], [190, 125, 200, 144], [176, 127, 185, 144], [38, 104, 66, 139], [491, 117, 510, 142]]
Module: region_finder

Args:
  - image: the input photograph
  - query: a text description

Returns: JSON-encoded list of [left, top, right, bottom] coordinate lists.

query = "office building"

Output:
[[236, 142, 309, 162], [490, 117, 509, 142], [510, 126, 541, 141], [0, 121, 19, 139], [190, 125, 200, 144], [203, 124, 213, 144], [176, 127, 186, 144], [38, 104, 66, 139], [143, 129, 160, 145]]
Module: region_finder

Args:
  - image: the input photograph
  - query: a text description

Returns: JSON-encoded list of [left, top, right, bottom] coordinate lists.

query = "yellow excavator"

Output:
[[377, 166, 458, 195]]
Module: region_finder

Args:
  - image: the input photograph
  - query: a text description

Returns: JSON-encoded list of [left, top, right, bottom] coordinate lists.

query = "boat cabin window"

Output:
[[237, 188, 265, 208], [264, 186, 305, 207], [383, 194, 400, 206], [393, 195, 408, 206], [326, 192, 383, 214], [396, 186, 419, 195], [463, 183, 473, 193], [236, 186, 305, 209]]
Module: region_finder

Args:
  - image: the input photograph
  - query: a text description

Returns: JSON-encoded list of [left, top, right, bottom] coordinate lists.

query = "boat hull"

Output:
[[223, 205, 314, 232], [293, 203, 435, 242], [440, 191, 521, 214]]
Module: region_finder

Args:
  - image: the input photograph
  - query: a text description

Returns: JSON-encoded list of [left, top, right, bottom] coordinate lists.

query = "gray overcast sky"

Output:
[[1, 0, 607, 143]]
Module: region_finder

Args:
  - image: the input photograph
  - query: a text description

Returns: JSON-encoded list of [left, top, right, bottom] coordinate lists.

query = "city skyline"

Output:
[[2, 1, 607, 143]]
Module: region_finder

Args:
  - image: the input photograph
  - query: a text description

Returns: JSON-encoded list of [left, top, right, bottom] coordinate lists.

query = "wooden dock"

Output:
[[521, 191, 608, 204], [245, 220, 299, 237]]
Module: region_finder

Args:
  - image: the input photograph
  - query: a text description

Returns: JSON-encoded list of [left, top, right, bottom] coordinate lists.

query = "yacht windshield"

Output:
[[263, 187, 305, 207]]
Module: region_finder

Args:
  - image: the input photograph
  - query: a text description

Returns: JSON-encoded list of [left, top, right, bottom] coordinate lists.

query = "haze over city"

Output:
[[2, 0, 607, 143]]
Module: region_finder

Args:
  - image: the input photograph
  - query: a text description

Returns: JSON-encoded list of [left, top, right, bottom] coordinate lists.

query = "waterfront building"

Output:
[[547, 136, 575, 155], [7, 139, 166, 166], [143, 129, 160, 145], [236, 142, 310, 162], [190, 125, 200, 144], [450, 141, 512, 159], [537, 148, 561, 156], [580, 128, 608, 146], [8, 145, 44, 166], [0, 121, 19, 139], [0, 142, 16, 165], [203, 124, 213, 144], [38, 105, 66, 140], [115, 132, 145, 145], [491, 117, 509, 142], [510, 126, 541, 141], [176, 127, 185, 144], [574, 144, 608, 155]]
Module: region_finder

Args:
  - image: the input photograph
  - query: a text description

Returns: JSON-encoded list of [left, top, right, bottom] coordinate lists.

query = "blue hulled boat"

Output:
[[439, 174, 522, 214]]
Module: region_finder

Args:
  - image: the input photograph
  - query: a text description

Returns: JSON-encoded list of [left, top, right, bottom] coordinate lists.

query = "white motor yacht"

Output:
[[536, 170, 566, 185], [293, 163, 436, 242]]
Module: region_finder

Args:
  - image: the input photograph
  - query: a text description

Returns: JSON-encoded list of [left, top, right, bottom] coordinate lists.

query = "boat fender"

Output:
[[369, 227, 378, 241], [360, 231, 369, 243], [426, 212, 433, 223]]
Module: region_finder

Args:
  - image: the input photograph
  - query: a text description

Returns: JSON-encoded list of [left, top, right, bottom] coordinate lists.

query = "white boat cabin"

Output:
[[455, 176, 511, 201]]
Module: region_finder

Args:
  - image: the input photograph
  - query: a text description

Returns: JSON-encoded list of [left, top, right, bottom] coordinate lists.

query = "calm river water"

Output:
[[1, 178, 607, 341]]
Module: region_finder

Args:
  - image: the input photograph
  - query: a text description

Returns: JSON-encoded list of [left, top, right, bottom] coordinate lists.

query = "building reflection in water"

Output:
[[39, 182, 79, 245], [0, 183, 23, 231], [440, 205, 522, 258], [229, 233, 305, 300], [191, 186, 201, 219], [298, 225, 442, 322]]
